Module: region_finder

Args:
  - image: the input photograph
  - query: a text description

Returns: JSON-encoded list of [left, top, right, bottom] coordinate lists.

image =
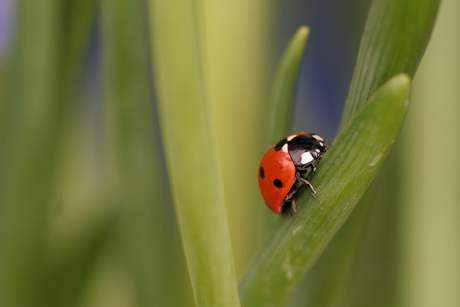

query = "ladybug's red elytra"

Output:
[[258, 132, 327, 215]]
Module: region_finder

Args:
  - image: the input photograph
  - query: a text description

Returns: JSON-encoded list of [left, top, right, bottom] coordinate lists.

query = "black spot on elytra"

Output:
[[259, 166, 265, 179], [274, 179, 283, 188]]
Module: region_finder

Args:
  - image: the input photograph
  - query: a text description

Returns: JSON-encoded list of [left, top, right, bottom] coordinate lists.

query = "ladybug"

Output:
[[258, 132, 327, 215]]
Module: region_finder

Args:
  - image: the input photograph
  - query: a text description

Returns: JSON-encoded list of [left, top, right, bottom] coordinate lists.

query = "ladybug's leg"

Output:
[[284, 185, 299, 216], [297, 163, 317, 173], [296, 172, 316, 198]]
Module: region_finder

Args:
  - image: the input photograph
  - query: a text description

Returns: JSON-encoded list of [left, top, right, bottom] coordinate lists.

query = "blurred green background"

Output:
[[0, 0, 458, 306]]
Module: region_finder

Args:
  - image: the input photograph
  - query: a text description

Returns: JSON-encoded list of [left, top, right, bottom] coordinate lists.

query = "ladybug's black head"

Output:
[[310, 135, 327, 159], [287, 134, 327, 168]]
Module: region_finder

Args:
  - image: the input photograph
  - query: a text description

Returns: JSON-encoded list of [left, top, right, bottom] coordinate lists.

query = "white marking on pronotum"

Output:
[[312, 134, 324, 141], [286, 134, 296, 141], [301, 152, 314, 164], [281, 143, 289, 153], [369, 153, 382, 166]]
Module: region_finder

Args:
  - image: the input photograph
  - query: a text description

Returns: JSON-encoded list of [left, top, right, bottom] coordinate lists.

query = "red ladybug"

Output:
[[258, 132, 327, 215]]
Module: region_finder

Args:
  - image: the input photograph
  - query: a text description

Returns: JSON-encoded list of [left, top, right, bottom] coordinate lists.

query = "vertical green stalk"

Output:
[[148, 1, 240, 306], [102, 0, 191, 306], [0, 1, 60, 305], [266, 26, 309, 146], [0, 0, 101, 305], [400, 0, 460, 305], [200, 0, 272, 278]]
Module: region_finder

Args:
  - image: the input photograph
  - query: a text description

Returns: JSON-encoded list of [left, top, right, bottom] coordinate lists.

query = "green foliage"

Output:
[[102, 0, 187, 306], [0, 1, 97, 306], [0, 0, 448, 306]]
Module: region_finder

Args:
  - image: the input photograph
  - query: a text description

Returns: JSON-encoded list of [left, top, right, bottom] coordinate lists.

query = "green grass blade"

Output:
[[101, 0, 192, 306], [239, 74, 410, 306], [0, 0, 100, 304], [0, 2, 60, 305], [400, 0, 460, 304], [148, 1, 240, 306], [298, 164, 401, 307], [266, 26, 309, 146], [200, 1, 273, 280], [340, 0, 439, 128], [58, 0, 96, 99], [0, 0, 104, 305], [38, 211, 116, 307]]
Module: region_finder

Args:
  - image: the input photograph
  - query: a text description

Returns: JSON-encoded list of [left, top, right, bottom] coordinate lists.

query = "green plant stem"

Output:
[[101, 0, 191, 305], [400, 0, 460, 304], [266, 26, 309, 146], [200, 0, 273, 279], [0, 1, 95, 305], [148, 1, 240, 306]]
